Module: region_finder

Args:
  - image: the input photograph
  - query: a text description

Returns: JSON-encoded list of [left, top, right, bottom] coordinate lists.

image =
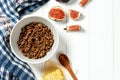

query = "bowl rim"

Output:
[[10, 16, 59, 64]]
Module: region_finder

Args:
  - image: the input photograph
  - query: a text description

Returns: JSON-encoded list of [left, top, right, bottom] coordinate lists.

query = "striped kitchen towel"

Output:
[[0, 0, 49, 80]]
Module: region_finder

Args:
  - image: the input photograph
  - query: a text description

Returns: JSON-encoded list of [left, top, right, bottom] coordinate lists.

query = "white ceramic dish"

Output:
[[10, 16, 59, 64]]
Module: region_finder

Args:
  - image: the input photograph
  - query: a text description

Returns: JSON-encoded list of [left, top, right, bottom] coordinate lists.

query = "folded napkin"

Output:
[[0, 0, 49, 80]]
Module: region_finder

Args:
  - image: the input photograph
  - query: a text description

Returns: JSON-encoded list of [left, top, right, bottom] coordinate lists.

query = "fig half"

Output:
[[49, 6, 66, 21], [69, 9, 81, 20]]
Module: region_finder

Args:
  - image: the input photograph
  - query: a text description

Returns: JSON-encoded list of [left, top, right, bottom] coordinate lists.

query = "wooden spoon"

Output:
[[59, 54, 78, 80]]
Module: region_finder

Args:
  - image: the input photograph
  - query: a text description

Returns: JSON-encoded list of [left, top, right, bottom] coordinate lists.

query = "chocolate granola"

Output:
[[17, 22, 54, 59]]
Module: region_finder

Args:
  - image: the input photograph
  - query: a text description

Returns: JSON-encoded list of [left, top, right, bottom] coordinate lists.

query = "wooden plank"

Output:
[[113, 0, 120, 80], [89, 0, 114, 80], [41, 0, 68, 54], [66, 0, 90, 80]]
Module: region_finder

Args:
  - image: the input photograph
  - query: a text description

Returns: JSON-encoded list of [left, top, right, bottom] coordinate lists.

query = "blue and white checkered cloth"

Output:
[[0, 0, 49, 80]]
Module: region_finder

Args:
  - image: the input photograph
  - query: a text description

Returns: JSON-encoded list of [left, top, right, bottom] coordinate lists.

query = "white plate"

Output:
[[29, 60, 78, 80], [10, 16, 59, 64]]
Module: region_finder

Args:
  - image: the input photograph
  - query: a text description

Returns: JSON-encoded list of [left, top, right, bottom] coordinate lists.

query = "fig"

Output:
[[64, 25, 81, 31], [69, 9, 81, 20], [80, 0, 88, 7], [56, 0, 70, 3], [49, 6, 66, 21]]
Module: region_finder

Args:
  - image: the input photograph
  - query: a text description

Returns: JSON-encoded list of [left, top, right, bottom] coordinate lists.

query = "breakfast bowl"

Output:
[[10, 16, 59, 64]]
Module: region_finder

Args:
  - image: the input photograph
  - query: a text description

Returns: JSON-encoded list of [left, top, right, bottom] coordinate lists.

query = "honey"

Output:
[[42, 60, 64, 80]]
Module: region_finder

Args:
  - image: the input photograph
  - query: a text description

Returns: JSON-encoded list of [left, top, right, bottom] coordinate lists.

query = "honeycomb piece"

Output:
[[43, 69, 64, 80]]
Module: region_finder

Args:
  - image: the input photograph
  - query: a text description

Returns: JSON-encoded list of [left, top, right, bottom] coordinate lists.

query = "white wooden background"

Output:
[[24, 0, 120, 80]]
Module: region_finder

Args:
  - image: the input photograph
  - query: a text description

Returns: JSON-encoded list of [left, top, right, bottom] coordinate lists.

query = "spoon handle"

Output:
[[66, 65, 78, 80]]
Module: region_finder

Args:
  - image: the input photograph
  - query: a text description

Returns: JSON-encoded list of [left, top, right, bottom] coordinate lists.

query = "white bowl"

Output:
[[10, 16, 59, 64]]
